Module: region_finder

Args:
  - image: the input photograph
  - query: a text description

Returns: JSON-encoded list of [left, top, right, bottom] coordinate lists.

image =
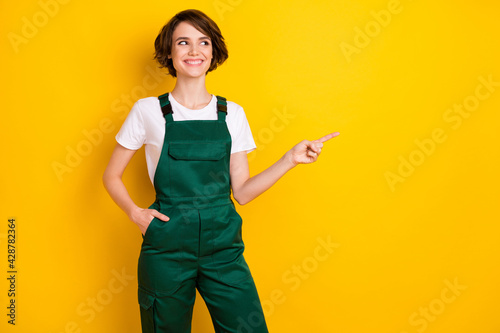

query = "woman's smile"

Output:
[[184, 59, 204, 66]]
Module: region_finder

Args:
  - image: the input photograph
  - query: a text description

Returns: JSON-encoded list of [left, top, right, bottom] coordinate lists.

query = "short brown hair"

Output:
[[153, 9, 228, 77]]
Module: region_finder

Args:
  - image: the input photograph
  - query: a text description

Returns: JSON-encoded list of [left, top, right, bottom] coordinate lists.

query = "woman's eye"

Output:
[[178, 41, 210, 45]]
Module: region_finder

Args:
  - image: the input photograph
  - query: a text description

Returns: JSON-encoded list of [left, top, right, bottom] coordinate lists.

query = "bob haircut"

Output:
[[153, 9, 229, 77]]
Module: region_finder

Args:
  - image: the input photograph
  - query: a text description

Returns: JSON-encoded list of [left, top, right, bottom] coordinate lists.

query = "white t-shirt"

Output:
[[115, 93, 257, 185]]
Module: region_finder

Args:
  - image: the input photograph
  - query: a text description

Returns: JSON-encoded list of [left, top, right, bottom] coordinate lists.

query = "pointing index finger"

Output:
[[314, 132, 340, 143]]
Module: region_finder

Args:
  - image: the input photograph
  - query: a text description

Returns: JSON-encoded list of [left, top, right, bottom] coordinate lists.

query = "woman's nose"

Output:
[[188, 45, 199, 55]]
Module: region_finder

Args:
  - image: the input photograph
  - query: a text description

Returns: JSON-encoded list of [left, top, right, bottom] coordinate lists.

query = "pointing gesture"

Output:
[[286, 132, 340, 166]]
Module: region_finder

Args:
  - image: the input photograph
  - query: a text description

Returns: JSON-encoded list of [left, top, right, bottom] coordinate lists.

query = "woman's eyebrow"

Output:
[[175, 36, 211, 41]]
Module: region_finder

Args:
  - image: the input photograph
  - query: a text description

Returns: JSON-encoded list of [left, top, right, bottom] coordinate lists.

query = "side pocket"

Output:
[[143, 217, 158, 240], [138, 287, 156, 332]]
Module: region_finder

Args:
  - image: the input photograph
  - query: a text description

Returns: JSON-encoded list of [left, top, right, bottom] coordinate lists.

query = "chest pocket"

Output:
[[168, 142, 226, 161], [166, 142, 230, 198]]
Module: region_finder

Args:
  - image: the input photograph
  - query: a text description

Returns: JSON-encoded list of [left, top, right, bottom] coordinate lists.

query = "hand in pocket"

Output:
[[129, 208, 170, 235]]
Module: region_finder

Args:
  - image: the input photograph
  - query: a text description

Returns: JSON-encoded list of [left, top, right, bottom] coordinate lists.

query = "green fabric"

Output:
[[159, 93, 170, 108], [136, 92, 268, 333]]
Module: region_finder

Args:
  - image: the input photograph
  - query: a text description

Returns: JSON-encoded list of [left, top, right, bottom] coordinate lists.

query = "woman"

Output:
[[102, 8, 339, 333]]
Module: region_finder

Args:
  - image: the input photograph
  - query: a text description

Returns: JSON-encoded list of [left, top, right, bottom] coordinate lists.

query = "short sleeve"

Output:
[[115, 100, 146, 150], [230, 105, 257, 154]]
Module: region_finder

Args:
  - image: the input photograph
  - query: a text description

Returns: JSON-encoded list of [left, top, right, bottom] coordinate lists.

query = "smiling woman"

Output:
[[153, 9, 228, 79], [102, 8, 339, 333]]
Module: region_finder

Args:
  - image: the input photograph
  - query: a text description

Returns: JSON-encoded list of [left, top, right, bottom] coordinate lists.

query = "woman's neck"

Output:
[[170, 76, 212, 110]]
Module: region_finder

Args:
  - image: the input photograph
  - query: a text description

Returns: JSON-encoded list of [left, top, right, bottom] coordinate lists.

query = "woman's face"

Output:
[[168, 21, 213, 79]]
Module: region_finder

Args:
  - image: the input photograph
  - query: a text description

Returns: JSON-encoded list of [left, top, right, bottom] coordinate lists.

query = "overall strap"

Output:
[[158, 92, 174, 122], [216, 95, 227, 122]]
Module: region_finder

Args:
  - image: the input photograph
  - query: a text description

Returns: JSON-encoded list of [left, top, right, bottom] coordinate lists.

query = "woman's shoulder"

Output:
[[132, 96, 163, 117], [125, 97, 163, 125], [135, 96, 162, 110], [222, 97, 245, 114], [223, 99, 247, 123]]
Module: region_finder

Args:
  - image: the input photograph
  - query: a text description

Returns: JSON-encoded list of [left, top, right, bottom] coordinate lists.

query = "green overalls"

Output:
[[137, 93, 269, 333]]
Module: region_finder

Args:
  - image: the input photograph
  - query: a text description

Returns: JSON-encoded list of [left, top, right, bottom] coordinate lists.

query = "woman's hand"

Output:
[[129, 207, 170, 236], [102, 143, 171, 236], [285, 132, 340, 166]]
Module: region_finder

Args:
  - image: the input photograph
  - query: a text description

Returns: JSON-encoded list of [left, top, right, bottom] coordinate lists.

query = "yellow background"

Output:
[[2, 0, 500, 332]]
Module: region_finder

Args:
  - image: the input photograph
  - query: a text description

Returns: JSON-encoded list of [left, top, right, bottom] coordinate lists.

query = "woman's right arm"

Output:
[[102, 143, 169, 235]]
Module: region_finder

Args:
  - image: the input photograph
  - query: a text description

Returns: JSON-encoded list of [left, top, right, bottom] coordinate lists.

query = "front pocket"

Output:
[[168, 142, 226, 161]]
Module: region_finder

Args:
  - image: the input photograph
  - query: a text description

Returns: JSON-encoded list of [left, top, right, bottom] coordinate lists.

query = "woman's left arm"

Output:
[[230, 132, 339, 205]]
